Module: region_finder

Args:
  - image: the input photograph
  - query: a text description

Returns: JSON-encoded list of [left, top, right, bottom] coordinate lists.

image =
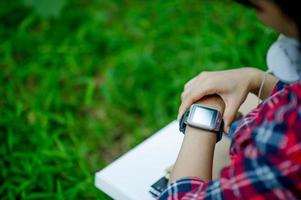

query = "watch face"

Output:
[[188, 105, 218, 129]]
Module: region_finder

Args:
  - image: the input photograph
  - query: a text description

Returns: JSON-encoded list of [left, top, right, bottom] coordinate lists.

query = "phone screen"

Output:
[[149, 176, 168, 197]]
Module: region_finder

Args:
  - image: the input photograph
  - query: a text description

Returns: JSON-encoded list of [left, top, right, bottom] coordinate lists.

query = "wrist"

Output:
[[185, 125, 218, 143], [179, 95, 224, 140], [245, 68, 263, 94], [194, 95, 225, 114]]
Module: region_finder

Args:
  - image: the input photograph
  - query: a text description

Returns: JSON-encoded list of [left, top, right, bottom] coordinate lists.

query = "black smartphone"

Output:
[[149, 176, 169, 198]]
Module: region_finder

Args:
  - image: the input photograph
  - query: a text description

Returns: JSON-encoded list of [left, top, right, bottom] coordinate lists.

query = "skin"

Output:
[[177, 0, 299, 133], [170, 0, 299, 183]]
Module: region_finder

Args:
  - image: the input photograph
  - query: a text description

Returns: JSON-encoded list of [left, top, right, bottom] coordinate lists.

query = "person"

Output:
[[158, 0, 301, 199]]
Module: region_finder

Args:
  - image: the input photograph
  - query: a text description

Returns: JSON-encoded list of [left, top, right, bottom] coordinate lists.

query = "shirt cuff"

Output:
[[157, 176, 206, 200]]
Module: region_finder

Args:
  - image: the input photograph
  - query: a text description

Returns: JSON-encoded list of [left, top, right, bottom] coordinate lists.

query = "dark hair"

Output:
[[234, 0, 301, 41], [274, 0, 301, 41]]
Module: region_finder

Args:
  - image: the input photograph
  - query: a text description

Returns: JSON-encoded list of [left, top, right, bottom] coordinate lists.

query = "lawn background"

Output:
[[1, 0, 277, 199]]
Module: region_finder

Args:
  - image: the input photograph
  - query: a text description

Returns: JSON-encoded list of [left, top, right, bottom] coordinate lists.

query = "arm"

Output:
[[169, 95, 225, 183], [170, 70, 277, 183], [160, 88, 301, 200], [248, 68, 278, 100]]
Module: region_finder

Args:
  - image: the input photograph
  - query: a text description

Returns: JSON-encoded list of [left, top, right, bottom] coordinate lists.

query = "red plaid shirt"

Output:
[[158, 81, 301, 200]]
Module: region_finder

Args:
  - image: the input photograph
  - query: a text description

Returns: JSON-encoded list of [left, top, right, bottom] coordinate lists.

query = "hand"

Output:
[[194, 95, 225, 114], [178, 68, 262, 133]]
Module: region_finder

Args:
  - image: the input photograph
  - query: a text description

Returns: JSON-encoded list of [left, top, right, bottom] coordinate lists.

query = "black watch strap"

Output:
[[179, 109, 190, 133], [179, 110, 224, 143]]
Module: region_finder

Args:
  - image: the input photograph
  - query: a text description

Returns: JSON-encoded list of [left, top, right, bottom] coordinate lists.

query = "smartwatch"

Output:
[[179, 104, 224, 142]]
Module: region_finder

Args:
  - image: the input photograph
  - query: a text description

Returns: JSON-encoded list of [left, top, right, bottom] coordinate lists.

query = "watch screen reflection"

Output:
[[191, 107, 214, 126]]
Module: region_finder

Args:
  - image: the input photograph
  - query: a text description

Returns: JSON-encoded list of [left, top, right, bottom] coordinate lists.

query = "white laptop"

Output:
[[94, 121, 183, 200]]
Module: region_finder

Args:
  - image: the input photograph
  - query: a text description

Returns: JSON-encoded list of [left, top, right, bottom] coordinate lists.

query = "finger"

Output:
[[177, 92, 192, 121], [178, 87, 194, 120], [223, 101, 240, 133], [184, 72, 210, 89], [178, 86, 214, 120], [184, 77, 197, 89], [181, 75, 208, 101], [180, 86, 191, 102]]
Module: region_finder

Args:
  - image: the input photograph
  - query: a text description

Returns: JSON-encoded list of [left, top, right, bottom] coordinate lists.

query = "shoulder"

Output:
[[253, 82, 301, 155], [264, 81, 301, 121]]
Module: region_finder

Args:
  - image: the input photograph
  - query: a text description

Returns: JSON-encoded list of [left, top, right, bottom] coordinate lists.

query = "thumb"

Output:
[[223, 102, 239, 133]]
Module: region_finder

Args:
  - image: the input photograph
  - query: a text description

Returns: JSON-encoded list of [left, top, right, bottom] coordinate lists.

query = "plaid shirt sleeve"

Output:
[[158, 81, 301, 200]]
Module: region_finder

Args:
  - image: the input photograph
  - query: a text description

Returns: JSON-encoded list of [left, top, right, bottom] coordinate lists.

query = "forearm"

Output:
[[169, 95, 225, 183], [248, 68, 278, 100], [169, 126, 217, 183]]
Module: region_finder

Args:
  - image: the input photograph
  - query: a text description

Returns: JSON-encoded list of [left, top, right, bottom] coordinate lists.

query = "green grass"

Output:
[[1, 0, 277, 199]]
